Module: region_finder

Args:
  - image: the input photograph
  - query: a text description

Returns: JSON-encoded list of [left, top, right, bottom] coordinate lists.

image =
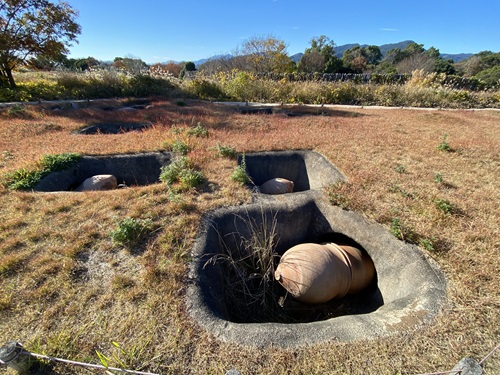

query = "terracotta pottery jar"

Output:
[[259, 178, 294, 195], [274, 242, 375, 304], [75, 174, 118, 191]]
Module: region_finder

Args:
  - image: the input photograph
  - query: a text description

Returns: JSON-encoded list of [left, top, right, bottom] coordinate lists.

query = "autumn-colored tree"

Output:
[[351, 56, 367, 73], [150, 61, 183, 77], [0, 0, 80, 88], [298, 50, 325, 73], [342, 46, 364, 73], [377, 43, 455, 74], [396, 53, 436, 74], [395, 45, 453, 74], [240, 35, 294, 74]]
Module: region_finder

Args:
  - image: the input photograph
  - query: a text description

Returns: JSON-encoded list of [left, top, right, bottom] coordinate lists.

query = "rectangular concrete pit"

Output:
[[34, 152, 172, 192]]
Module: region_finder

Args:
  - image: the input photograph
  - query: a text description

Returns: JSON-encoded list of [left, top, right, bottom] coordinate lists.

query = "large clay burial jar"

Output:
[[274, 242, 375, 304]]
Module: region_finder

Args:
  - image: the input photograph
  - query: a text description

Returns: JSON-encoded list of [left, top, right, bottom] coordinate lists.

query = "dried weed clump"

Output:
[[204, 208, 283, 323], [0, 100, 498, 374]]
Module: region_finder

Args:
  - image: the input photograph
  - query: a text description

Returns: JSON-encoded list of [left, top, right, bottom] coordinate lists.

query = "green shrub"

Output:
[[435, 198, 455, 214], [40, 153, 81, 171], [231, 156, 251, 185], [125, 75, 173, 97], [289, 81, 326, 104], [169, 140, 190, 155], [474, 65, 500, 88], [326, 82, 362, 105], [231, 166, 250, 184], [434, 172, 443, 184], [395, 164, 407, 174], [374, 85, 403, 106], [326, 181, 351, 209], [230, 154, 250, 185], [186, 79, 225, 100], [73, 83, 107, 100], [6, 104, 26, 116], [159, 156, 205, 191], [2, 153, 81, 190], [389, 218, 416, 242], [159, 157, 191, 185], [187, 122, 208, 138], [179, 168, 205, 190], [437, 133, 451, 152], [0, 88, 23, 103], [215, 143, 237, 158], [0, 80, 64, 102], [223, 71, 256, 101], [57, 73, 87, 93], [419, 238, 435, 252], [110, 217, 153, 247], [81, 80, 123, 99], [3, 169, 44, 190]]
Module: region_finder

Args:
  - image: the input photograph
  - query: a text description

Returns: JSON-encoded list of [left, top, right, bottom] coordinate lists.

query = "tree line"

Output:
[[197, 35, 500, 88], [51, 35, 500, 89], [1, 1, 499, 90]]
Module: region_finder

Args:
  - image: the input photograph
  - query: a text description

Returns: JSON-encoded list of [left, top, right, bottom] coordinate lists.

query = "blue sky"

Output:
[[65, 0, 500, 64]]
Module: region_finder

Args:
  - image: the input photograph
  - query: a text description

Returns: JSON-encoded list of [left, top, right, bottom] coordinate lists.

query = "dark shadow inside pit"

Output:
[[239, 150, 345, 193], [239, 107, 273, 115], [75, 122, 152, 134], [188, 195, 447, 347], [34, 152, 171, 192]]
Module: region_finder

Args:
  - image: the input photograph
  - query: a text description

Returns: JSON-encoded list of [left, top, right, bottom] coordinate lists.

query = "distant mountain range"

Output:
[[191, 40, 473, 67], [439, 53, 474, 62], [193, 54, 232, 67]]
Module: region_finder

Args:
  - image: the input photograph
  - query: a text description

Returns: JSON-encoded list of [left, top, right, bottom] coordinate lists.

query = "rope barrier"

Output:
[[478, 342, 500, 365], [413, 342, 499, 375], [24, 351, 160, 375], [2, 341, 497, 375]]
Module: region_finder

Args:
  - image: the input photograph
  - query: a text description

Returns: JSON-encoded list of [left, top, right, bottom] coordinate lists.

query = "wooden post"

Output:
[[0, 342, 36, 374]]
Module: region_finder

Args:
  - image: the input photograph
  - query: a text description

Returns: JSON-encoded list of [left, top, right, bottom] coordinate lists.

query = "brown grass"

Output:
[[0, 100, 499, 374]]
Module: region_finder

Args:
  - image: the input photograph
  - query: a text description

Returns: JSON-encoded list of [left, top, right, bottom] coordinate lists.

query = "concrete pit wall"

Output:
[[187, 150, 446, 348], [187, 196, 446, 347], [34, 152, 171, 192], [240, 150, 346, 193]]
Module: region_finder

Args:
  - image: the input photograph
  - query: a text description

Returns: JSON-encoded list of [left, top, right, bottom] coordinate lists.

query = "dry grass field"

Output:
[[0, 99, 499, 374]]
